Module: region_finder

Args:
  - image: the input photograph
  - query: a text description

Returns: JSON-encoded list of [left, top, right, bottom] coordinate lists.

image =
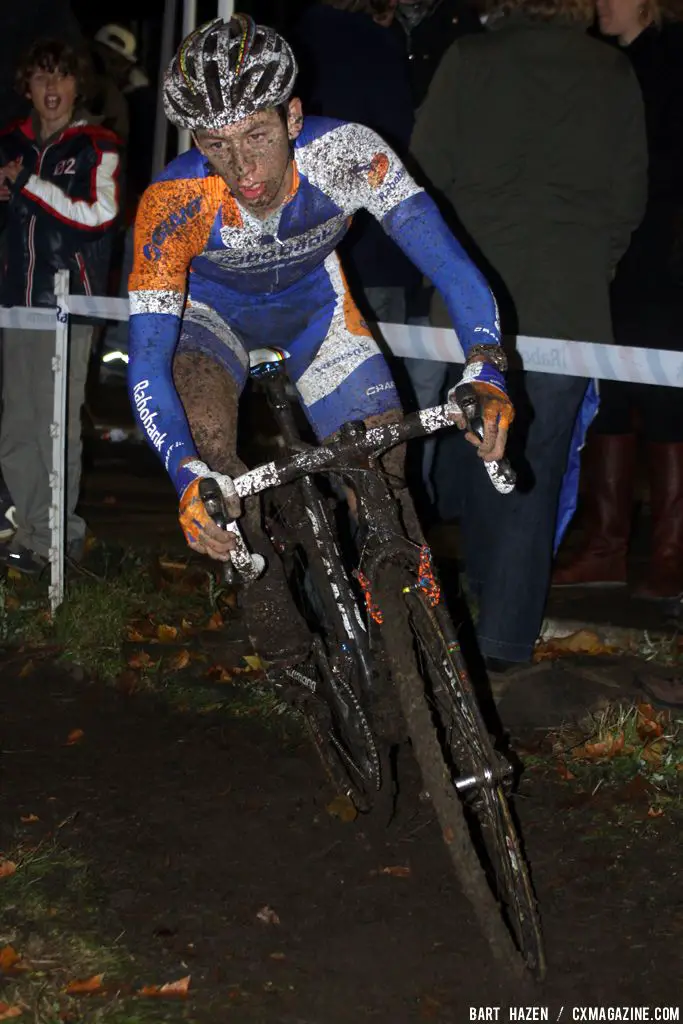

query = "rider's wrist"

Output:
[[465, 343, 508, 374]]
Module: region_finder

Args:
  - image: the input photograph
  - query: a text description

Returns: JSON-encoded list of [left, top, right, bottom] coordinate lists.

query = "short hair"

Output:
[[483, 0, 594, 25], [16, 39, 92, 102], [320, 0, 398, 17]]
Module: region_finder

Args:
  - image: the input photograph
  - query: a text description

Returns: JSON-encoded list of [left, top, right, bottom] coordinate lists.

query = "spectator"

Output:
[[553, 0, 683, 600], [393, 0, 484, 108], [0, 39, 121, 574], [294, 0, 420, 327], [412, 0, 647, 670]]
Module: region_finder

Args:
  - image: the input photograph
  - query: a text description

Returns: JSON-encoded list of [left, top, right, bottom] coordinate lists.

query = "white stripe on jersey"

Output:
[[295, 253, 381, 408], [130, 289, 184, 316], [23, 150, 119, 230]]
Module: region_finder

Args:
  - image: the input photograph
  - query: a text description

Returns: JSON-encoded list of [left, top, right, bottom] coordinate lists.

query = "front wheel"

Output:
[[372, 560, 545, 980]]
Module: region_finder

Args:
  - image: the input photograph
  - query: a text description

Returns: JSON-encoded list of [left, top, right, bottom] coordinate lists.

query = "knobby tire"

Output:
[[373, 560, 545, 981]]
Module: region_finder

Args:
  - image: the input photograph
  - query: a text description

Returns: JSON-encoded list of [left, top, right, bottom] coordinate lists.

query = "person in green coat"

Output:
[[412, 0, 647, 671]]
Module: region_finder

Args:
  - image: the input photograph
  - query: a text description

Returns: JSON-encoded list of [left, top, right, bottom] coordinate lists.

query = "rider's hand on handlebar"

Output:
[[178, 466, 241, 561], [448, 358, 515, 464]]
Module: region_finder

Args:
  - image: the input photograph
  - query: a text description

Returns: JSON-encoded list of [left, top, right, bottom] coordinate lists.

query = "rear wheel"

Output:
[[373, 560, 545, 980]]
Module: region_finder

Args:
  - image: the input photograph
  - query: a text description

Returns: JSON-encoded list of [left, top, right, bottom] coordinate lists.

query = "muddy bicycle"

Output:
[[200, 347, 545, 981]]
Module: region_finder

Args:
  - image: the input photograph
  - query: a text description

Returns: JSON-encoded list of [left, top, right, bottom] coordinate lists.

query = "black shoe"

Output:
[[240, 561, 311, 669], [0, 544, 47, 576]]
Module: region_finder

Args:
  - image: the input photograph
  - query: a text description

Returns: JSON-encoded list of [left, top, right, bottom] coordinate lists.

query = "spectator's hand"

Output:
[[448, 359, 514, 463], [0, 158, 23, 185]]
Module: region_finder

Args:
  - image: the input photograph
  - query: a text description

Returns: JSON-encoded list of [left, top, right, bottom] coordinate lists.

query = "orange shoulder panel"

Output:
[[130, 175, 227, 295]]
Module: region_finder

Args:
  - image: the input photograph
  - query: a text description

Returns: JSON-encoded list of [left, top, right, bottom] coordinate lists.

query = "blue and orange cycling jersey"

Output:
[[128, 116, 501, 497]]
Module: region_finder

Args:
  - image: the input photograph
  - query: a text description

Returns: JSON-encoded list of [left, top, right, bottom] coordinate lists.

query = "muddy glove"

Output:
[[178, 461, 241, 561], [448, 358, 514, 463]]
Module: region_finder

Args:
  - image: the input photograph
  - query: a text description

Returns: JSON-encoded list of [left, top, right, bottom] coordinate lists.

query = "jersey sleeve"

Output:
[[383, 191, 501, 352], [313, 123, 501, 354], [127, 176, 216, 496]]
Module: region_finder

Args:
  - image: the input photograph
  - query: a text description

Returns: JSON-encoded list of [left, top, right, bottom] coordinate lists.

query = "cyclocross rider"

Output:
[[128, 15, 514, 665]]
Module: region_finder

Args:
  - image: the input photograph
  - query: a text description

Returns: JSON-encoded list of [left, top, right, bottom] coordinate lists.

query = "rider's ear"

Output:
[[286, 98, 304, 141]]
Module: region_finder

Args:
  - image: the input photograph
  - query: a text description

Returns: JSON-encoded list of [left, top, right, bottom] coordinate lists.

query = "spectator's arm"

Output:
[[410, 41, 463, 194], [12, 133, 119, 235], [610, 66, 648, 272]]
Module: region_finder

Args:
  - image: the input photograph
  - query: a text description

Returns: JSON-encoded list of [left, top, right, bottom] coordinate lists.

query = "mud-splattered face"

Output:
[[194, 98, 304, 219]]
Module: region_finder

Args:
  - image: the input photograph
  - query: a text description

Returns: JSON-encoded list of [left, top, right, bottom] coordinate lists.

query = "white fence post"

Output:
[[49, 270, 69, 615], [217, 0, 234, 19], [177, 0, 198, 155]]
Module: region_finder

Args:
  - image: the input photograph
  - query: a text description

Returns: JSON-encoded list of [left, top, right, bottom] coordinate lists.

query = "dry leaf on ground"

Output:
[[325, 794, 358, 823], [269, 952, 286, 960], [167, 649, 191, 672], [0, 862, 17, 879], [127, 651, 153, 670], [640, 738, 669, 766], [256, 906, 281, 925], [138, 976, 190, 998], [19, 815, 38, 824], [18, 661, 34, 679], [65, 729, 84, 746], [205, 611, 223, 631], [636, 703, 667, 741], [125, 627, 146, 642], [0, 1004, 23, 1020], [206, 664, 233, 683], [65, 973, 104, 994], [0, 947, 21, 972], [647, 806, 664, 818], [573, 730, 625, 761], [157, 624, 178, 643], [379, 865, 411, 878], [534, 629, 613, 662], [556, 761, 576, 781]]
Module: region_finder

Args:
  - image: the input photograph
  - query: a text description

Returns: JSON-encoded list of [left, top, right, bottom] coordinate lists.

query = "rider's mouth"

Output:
[[44, 96, 61, 111], [238, 183, 267, 202]]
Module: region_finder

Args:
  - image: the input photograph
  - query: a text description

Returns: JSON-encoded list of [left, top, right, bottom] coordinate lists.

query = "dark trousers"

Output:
[[437, 370, 588, 662]]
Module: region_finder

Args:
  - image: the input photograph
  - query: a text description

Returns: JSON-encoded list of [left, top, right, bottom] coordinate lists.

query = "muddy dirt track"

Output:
[[1, 663, 681, 1022]]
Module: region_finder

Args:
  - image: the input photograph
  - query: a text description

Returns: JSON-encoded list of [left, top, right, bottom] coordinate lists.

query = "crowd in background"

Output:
[[0, 0, 682, 675]]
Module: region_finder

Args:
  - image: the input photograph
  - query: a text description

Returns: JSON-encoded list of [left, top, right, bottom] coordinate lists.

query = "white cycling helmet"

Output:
[[163, 15, 298, 132]]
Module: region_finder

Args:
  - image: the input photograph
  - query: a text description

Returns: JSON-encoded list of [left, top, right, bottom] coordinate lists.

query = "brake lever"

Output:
[[198, 478, 265, 583], [455, 384, 516, 495]]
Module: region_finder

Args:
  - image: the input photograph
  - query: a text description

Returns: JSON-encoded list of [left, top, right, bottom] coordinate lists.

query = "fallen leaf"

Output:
[[556, 761, 576, 781], [575, 730, 625, 761], [243, 654, 266, 672], [636, 703, 666, 741], [7, 569, 22, 582], [256, 905, 281, 925], [158, 558, 190, 572], [138, 976, 190, 998], [115, 670, 139, 696], [64, 973, 104, 994], [0, 1004, 23, 1020], [647, 806, 664, 818], [205, 611, 223, 631], [127, 651, 153, 670], [20, 815, 38, 824], [325, 794, 357, 823], [269, 952, 286, 960], [157, 624, 178, 643], [534, 629, 612, 662], [18, 660, 34, 679], [167, 649, 191, 672], [640, 738, 669, 766], [206, 664, 233, 683], [125, 627, 146, 643], [4, 595, 20, 612], [379, 865, 411, 878], [0, 862, 17, 879], [0, 947, 21, 971], [442, 826, 454, 845], [65, 729, 84, 746]]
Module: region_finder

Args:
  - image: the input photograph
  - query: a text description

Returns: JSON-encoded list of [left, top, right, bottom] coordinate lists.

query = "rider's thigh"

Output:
[[173, 350, 246, 478]]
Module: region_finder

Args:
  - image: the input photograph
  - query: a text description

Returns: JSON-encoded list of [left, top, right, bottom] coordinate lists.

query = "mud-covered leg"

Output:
[[174, 350, 310, 667]]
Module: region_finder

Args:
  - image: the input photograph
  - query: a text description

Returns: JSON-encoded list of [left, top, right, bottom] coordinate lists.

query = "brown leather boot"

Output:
[[633, 442, 683, 601], [552, 433, 636, 587]]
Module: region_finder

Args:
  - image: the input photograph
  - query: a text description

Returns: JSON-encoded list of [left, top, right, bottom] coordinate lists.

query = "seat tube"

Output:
[[262, 366, 304, 448]]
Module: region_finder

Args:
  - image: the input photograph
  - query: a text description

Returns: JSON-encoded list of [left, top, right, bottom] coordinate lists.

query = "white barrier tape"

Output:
[[0, 306, 57, 329], [4, 298, 682, 388]]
